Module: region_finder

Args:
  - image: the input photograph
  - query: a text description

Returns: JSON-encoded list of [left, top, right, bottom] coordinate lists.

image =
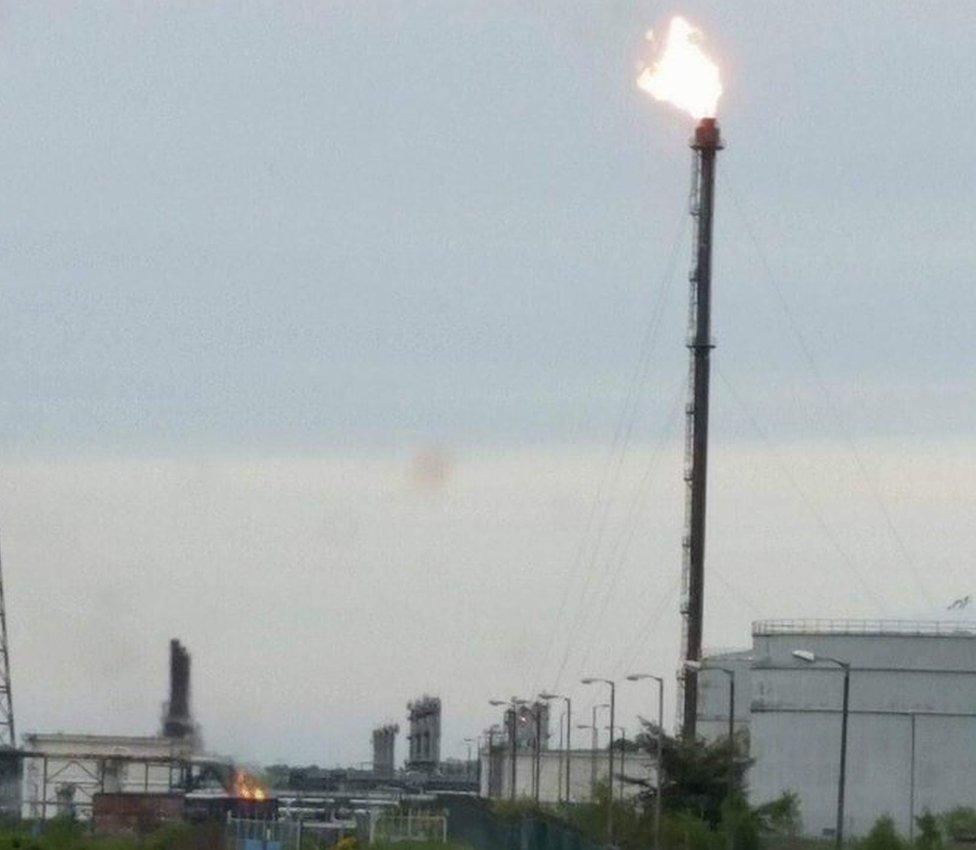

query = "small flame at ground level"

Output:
[[636, 16, 722, 121], [233, 770, 268, 801]]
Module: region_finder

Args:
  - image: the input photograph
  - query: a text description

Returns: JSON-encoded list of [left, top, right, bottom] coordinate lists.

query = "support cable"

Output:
[[723, 177, 933, 608], [716, 364, 887, 614]]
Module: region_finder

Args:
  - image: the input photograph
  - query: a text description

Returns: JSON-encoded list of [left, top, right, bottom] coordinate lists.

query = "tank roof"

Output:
[[752, 618, 976, 638]]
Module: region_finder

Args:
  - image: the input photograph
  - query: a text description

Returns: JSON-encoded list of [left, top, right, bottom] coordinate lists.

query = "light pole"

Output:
[[484, 724, 500, 798], [531, 701, 543, 803], [491, 698, 526, 801], [626, 674, 665, 850], [685, 660, 736, 803], [794, 650, 851, 849], [540, 692, 572, 804], [605, 726, 626, 801], [582, 678, 616, 844], [579, 703, 608, 800]]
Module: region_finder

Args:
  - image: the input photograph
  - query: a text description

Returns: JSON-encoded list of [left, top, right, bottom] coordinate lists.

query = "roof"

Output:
[[752, 619, 976, 638]]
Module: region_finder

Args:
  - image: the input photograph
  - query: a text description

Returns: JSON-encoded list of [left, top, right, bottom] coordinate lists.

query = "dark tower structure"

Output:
[[162, 639, 195, 741], [680, 117, 723, 738]]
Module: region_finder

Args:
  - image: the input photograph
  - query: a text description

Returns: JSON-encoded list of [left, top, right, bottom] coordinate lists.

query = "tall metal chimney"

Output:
[[680, 117, 723, 738], [162, 639, 194, 740]]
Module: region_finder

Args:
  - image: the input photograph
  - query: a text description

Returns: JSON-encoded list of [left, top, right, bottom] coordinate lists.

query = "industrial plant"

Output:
[[0, 7, 971, 850]]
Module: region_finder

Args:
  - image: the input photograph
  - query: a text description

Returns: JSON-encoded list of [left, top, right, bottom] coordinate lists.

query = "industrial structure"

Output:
[[479, 747, 653, 805], [20, 637, 225, 820], [161, 639, 197, 744], [697, 617, 976, 838], [679, 116, 724, 738], [371, 724, 398, 777], [405, 696, 441, 771]]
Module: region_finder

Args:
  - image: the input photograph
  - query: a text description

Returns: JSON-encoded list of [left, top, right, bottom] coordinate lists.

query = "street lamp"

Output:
[[484, 724, 501, 798], [582, 677, 616, 844], [463, 737, 476, 779], [685, 660, 736, 804], [627, 673, 665, 850], [794, 650, 851, 849], [605, 726, 626, 802], [540, 692, 572, 804], [491, 698, 526, 801]]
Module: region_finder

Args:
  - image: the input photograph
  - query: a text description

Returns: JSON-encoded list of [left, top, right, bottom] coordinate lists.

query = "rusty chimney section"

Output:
[[162, 639, 194, 740]]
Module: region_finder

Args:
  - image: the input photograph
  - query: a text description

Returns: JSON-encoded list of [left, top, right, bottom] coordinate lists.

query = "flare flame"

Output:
[[233, 770, 268, 801], [636, 16, 722, 120]]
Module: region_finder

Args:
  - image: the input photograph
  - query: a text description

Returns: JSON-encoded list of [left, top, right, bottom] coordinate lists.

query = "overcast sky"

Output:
[[1, 1, 974, 767]]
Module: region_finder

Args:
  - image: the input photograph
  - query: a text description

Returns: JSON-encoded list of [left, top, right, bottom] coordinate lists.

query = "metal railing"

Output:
[[370, 810, 447, 844], [226, 816, 302, 850], [753, 619, 976, 637]]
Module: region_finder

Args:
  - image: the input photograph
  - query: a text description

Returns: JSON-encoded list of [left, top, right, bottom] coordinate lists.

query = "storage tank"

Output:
[[747, 618, 976, 839]]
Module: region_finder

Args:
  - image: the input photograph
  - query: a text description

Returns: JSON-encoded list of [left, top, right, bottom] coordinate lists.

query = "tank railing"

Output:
[[753, 618, 976, 637]]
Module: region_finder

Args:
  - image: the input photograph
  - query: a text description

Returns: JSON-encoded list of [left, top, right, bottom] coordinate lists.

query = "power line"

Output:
[[723, 176, 933, 608], [716, 364, 887, 614], [535, 213, 688, 691], [573, 382, 684, 677]]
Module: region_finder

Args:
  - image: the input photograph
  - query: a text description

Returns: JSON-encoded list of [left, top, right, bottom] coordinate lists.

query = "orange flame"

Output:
[[636, 17, 723, 120], [233, 770, 268, 801]]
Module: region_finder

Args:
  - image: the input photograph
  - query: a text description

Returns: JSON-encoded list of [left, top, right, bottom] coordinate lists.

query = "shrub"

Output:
[[914, 811, 942, 850], [857, 815, 907, 850], [941, 808, 976, 843]]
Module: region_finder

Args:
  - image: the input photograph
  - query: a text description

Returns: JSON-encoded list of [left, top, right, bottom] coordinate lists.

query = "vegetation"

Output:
[[490, 726, 800, 850], [0, 819, 220, 850], [941, 808, 976, 844]]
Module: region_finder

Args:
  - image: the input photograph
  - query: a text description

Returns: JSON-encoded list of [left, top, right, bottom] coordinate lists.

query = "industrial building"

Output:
[[406, 697, 441, 771], [371, 724, 398, 777], [697, 617, 976, 839], [20, 638, 228, 819], [479, 747, 654, 805]]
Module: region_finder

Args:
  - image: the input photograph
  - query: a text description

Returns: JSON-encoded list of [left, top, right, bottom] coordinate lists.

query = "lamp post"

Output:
[[531, 702, 543, 803], [605, 726, 626, 801], [794, 650, 851, 849], [540, 692, 572, 804], [685, 660, 736, 803], [626, 674, 665, 850], [491, 698, 526, 801], [582, 678, 616, 844], [484, 724, 500, 798]]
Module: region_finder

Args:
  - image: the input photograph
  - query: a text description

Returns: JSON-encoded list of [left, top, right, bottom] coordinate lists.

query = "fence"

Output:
[[226, 815, 303, 850], [370, 811, 448, 844]]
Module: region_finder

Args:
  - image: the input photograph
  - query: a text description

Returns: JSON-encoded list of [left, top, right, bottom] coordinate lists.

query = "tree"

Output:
[[631, 721, 752, 827]]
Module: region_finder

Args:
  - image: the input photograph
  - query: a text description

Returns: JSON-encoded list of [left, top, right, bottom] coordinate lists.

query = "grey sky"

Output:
[[1, 2, 974, 765]]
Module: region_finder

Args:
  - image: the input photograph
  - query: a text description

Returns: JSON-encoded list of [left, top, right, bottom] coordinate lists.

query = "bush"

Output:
[[941, 808, 976, 843], [914, 811, 942, 850], [857, 816, 907, 850]]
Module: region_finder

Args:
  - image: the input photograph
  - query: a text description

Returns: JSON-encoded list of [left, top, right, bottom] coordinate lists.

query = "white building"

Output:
[[698, 618, 976, 840], [21, 732, 199, 819], [479, 748, 656, 805]]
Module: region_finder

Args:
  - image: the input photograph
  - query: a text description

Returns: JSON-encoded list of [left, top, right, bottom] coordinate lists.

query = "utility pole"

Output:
[[680, 117, 723, 738]]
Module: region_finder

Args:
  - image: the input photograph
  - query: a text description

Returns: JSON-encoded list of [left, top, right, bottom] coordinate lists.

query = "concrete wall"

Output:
[[746, 624, 976, 839], [479, 749, 656, 805]]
